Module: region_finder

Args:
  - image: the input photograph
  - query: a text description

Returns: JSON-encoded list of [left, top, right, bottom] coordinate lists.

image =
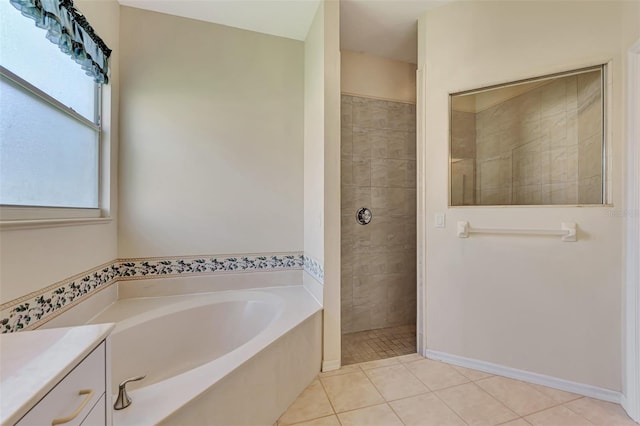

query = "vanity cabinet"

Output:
[[15, 342, 107, 426]]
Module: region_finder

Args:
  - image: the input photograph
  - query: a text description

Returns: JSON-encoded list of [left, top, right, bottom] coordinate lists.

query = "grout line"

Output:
[[317, 375, 339, 416], [385, 401, 408, 425], [468, 382, 520, 419], [429, 389, 471, 426]]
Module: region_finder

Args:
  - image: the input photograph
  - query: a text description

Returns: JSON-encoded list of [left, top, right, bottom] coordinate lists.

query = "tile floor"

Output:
[[277, 353, 638, 426], [342, 324, 416, 365]]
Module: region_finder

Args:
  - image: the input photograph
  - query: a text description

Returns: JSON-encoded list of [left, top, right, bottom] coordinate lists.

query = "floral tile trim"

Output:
[[117, 253, 304, 279], [0, 253, 304, 334], [303, 255, 324, 284], [0, 263, 119, 334]]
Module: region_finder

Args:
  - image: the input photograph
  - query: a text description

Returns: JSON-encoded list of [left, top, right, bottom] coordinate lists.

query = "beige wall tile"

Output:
[[353, 158, 371, 186], [371, 158, 409, 187], [341, 127, 353, 156], [352, 127, 372, 158], [578, 134, 603, 180], [341, 157, 353, 187], [541, 78, 567, 118], [341, 95, 416, 334], [342, 97, 353, 128]]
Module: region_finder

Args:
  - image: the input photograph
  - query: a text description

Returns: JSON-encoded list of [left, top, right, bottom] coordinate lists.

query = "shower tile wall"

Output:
[[341, 95, 416, 334], [472, 71, 602, 205]]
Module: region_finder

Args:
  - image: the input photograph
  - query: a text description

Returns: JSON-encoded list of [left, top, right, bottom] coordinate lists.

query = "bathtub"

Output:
[[89, 285, 322, 425]]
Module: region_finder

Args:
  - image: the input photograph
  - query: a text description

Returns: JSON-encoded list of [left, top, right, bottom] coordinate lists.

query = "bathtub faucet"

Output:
[[114, 375, 146, 410]]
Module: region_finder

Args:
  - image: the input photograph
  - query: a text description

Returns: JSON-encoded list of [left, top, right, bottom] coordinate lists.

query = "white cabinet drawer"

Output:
[[16, 342, 105, 426], [80, 394, 105, 426]]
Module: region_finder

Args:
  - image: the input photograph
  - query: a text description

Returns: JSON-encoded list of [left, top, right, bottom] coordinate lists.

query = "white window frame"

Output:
[[0, 65, 105, 225]]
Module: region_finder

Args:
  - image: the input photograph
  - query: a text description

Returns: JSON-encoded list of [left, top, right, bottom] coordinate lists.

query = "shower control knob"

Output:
[[356, 207, 372, 225]]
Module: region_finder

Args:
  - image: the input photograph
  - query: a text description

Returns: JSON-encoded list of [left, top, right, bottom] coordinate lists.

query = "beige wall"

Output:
[[118, 7, 304, 258], [303, 0, 342, 370], [0, 0, 120, 304], [341, 51, 416, 103], [419, 1, 633, 391], [322, 0, 342, 370], [304, 2, 325, 268]]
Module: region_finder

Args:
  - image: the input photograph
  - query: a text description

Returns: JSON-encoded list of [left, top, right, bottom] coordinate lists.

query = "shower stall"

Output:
[[340, 92, 417, 365]]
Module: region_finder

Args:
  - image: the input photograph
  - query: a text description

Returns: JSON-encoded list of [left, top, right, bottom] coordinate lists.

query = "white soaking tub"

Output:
[[89, 286, 322, 425]]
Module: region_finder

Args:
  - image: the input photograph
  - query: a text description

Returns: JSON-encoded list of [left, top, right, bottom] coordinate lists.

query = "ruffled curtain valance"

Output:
[[9, 0, 111, 83]]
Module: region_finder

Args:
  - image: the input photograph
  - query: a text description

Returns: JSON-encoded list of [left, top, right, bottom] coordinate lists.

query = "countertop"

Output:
[[0, 323, 114, 426]]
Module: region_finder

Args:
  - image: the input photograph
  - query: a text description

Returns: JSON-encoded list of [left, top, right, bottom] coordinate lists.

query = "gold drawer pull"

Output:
[[51, 389, 94, 425]]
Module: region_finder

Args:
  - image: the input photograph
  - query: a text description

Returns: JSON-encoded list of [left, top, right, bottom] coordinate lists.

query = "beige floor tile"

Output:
[[451, 364, 494, 381], [476, 376, 557, 416], [278, 380, 335, 425], [320, 371, 384, 413], [436, 382, 519, 426], [396, 353, 425, 363], [318, 364, 361, 378], [527, 384, 581, 404], [389, 392, 466, 426], [337, 403, 404, 426], [498, 419, 532, 426], [364, 364, 429, 401], [525, 405, 596, 426], [563, 397, 638, 426], [289, 415, 341, 426], [358, 357, 400, 370], [405, 358, 470, 391]]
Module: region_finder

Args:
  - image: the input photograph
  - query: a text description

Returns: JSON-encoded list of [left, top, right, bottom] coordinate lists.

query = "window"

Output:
[[0, 0, 107, 221]]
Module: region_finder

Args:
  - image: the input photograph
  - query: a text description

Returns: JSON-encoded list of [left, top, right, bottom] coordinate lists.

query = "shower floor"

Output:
[[342, 324, 416, 365]]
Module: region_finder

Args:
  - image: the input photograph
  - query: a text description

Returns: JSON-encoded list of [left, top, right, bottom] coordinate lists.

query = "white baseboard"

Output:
[[322, 359, 341, 372], [426, 350, 622, 404]]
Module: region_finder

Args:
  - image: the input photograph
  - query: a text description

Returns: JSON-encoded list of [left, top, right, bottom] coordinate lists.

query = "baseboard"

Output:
[[322, 359, 341, 372], [426, 350, 622, 404]]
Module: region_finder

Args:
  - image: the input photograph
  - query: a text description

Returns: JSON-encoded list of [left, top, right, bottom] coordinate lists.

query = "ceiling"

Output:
[[117, 0, 322, 41], [340, 0, 450, 64], [117, 0, 451, 64]]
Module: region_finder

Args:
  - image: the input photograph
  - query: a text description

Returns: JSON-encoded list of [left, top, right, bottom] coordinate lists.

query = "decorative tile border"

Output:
[[303, 255, 324, 284], [0, 262, 120, 334], [117, 253, 304, 279], [0, 252, 304, 334]]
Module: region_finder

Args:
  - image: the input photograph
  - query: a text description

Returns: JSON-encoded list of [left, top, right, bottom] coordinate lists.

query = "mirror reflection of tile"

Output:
[[450, 67, 604, 206]]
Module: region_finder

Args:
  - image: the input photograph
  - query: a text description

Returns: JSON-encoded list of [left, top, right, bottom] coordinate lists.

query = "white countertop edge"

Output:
[[0, 323, 115, 426]]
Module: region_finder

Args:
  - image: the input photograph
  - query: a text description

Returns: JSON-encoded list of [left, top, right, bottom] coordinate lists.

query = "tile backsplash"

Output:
[[341, 94, 417, 334], [0, 252, 319, 333]]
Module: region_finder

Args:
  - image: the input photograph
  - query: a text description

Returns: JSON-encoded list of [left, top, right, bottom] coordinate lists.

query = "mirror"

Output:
[[449, 66, 605, 206]]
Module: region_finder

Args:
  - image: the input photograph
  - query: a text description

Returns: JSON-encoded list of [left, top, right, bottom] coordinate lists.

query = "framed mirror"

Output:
[[449, 65, 605, 206]]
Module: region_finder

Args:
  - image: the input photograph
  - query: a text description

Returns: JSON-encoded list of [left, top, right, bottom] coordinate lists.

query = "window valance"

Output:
[[9, 0, 111, 83]]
